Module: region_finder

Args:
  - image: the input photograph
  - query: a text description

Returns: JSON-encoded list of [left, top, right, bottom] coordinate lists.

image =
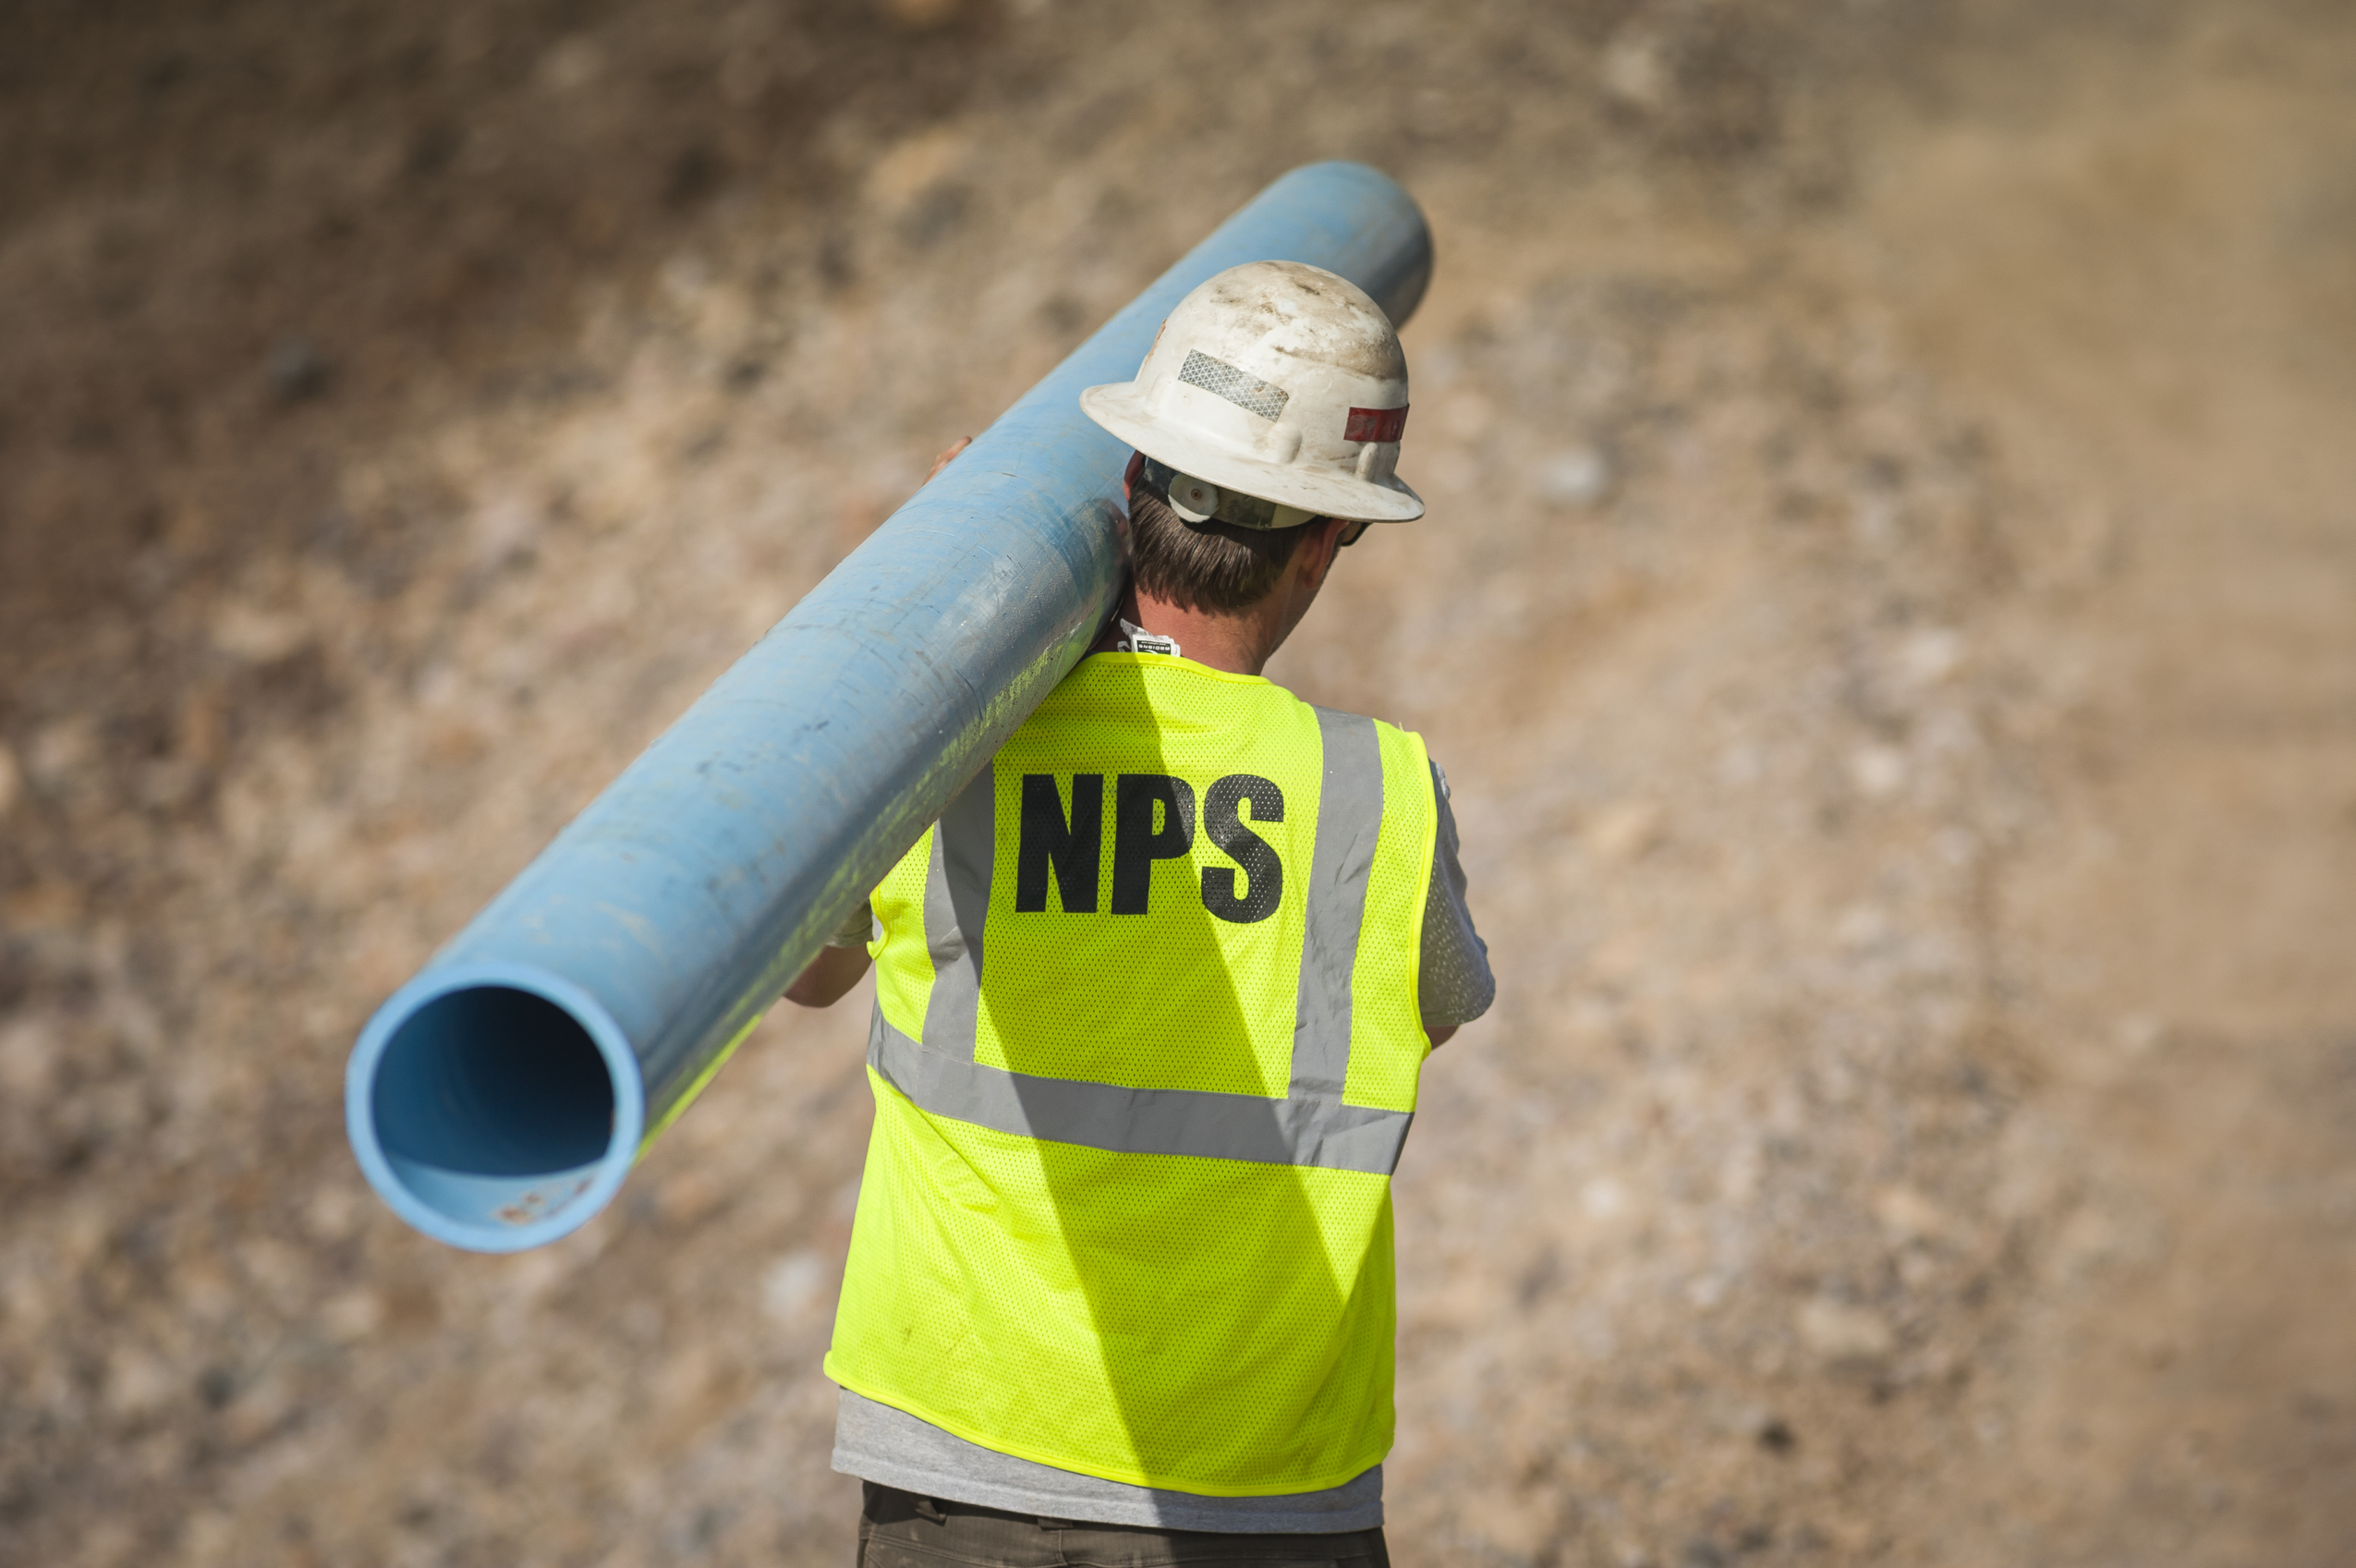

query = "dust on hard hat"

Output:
[[1080, 260, 1424, 529]]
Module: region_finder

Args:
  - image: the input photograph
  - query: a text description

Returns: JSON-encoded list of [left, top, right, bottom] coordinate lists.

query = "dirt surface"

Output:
[[4, 3, 2353, 1564]]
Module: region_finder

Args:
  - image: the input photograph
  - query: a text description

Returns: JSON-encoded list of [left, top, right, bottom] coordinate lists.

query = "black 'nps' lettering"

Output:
[[1014, 772, 1290, 918], [1201, 774, 1284, 923], [1014, 773, 1102, 912], [1111, 774, 1196, 914]]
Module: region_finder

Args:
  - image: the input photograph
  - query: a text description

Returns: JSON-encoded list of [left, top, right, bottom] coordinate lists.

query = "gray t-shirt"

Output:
[[832, 1390, 1387, 1532], [1416, 760, 1496, 1028], [831, 758, 1492, 1530]]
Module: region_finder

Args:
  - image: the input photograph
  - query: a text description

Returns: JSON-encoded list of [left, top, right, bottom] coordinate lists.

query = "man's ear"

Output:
[[1295, 517, 1348, 594]]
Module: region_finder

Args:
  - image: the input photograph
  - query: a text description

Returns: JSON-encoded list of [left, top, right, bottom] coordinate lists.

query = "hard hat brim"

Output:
[[1080, 384, 1427, 524]]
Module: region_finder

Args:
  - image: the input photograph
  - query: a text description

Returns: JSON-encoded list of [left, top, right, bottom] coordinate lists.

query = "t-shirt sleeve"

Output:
[[1417, 759, 1495, 1032]]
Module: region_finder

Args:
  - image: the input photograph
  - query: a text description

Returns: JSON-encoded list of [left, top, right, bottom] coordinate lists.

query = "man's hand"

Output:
[[926, 437, 972, 485], [785, 945, 871, 1008]]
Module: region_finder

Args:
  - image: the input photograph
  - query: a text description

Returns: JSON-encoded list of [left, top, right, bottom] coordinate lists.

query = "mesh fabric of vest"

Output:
[[824, 654, 1439, 1494]]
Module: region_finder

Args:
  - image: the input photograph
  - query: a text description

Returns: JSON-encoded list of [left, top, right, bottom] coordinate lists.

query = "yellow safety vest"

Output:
[[823, 652, 1439, 1495]]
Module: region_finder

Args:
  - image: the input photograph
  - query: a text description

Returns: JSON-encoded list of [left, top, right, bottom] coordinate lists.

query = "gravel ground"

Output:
[[3, 3, 2353, 1564]]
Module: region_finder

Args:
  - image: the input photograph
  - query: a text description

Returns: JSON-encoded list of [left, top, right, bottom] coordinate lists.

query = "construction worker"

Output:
[[785, 260, 1493, 1567]]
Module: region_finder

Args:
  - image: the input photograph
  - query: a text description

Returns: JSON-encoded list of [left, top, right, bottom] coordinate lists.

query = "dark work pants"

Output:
[[857, 1482, 1393, 1568]]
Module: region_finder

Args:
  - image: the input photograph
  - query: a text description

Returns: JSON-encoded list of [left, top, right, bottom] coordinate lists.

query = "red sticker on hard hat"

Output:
[[1344, 405, 1409, 444]]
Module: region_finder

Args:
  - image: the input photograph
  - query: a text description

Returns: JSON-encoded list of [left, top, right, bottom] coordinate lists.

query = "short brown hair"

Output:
[[1128, 486, 1310, 613]]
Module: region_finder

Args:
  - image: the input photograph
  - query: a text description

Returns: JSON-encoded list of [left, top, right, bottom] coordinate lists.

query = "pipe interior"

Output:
[[370, 985, 617, 1220]]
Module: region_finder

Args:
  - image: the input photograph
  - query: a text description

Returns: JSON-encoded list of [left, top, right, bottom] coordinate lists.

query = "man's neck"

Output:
[[1099, 517, 1343, 675], [1115, 586, 1290, 676]]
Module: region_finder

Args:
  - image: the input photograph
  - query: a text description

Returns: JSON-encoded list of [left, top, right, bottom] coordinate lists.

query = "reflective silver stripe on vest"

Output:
[[874, 711, 1413, 1174], [1292, 707, 1382, 1100], [868, 1012, 1411, 1173], [918, 762, 995, 1051]]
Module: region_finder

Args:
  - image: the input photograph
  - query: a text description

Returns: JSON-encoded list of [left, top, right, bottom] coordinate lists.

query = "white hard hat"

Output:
[[1080, 260, 1423, 528]]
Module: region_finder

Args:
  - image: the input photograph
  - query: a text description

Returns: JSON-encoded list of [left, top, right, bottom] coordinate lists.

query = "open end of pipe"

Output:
[[347, 975, 643, 1252]]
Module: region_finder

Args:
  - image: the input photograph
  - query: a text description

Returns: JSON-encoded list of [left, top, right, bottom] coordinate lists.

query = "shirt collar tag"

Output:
[[1116, 618, 1182, 658]]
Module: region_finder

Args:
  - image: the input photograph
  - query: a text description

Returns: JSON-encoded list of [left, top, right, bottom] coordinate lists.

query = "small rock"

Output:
[[1602, 30, 1670, 109], [866, 126, 971, 215], [27, 716, 98, 795], [1534, 445, 1614, 506], [470, 490, 546, 571], [1833, 902, 1889, 950], [0, 1015, 60, 1098], [1585, 800, 1663, 862], [1848, 744, 1906, 799], [210, 601, 310, 663], [2053, 1199, 2166, 1279], [1799, 1297, 1894, 1368], [303, 1184, 360, 1244], [222, 1371, 296, 1446], [1873, 1185, 1952, 1245], [266, 335, 334, 404], [534, 34, 606, 93], [1581, 1175, 1630, 1222], [761, 1249, 828, 1322], [1718, 1401, 1796, 1452], [103, 1344, 177, 1419], [322, 1289, 384, 1343], [1896, 627, 1965, 686], [1851, 492, 1901, 545]]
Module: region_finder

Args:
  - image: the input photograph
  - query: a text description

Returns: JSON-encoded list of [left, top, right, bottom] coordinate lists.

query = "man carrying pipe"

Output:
[[783, 260, 1494, 1566]]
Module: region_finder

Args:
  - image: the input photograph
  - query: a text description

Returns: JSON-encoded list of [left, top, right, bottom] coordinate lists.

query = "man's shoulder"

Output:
[[1293, 699, 1431, 764]]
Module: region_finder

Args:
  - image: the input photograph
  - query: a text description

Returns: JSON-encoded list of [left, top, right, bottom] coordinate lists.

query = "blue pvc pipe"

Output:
[[346, 162, 1434, 1251]]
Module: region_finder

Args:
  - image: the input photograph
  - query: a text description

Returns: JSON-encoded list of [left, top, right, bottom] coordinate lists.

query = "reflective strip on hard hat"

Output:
[[1179, 349, 1293, 422]]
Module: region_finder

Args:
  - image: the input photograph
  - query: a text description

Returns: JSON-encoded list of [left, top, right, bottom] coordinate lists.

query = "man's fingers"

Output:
[[924, 437, 974, 485]]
